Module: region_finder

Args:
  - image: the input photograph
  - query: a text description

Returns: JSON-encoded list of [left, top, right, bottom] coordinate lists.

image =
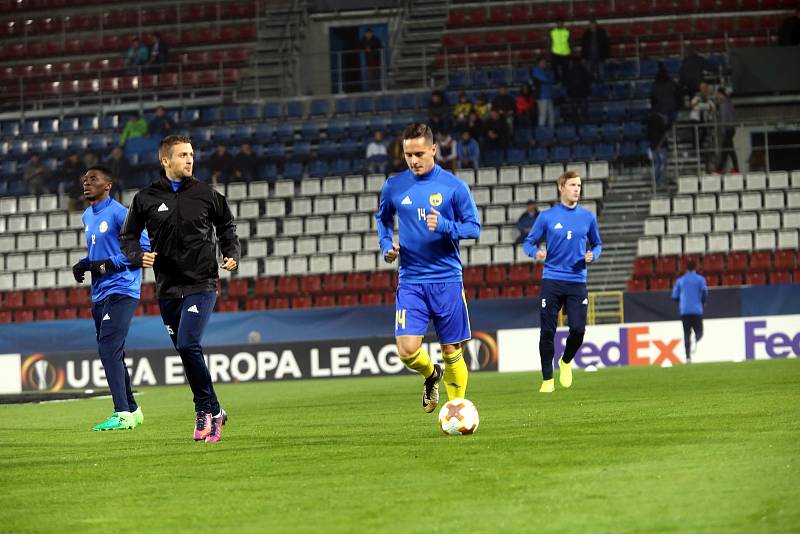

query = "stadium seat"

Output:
[[277, 276, 300, 296], [774, 250, 797, 271], [245, 298, 267, 311], [649, 277, 671, 290], [655, 255, 678, 275], [626, 278, 647, 292], [726, 252, 748, 273], [508, 264, 532, 284], [291, 296, 312, 309], [323, 274, 346, 293], [478, 286, 500, 299], [702, 253, 725, 274], [745, 272, 767, 286], [749, 251, 771, 271], [314, 295, 336, 308], [485, 265, 506, 284], [227, 278, 249, 298], [361, 293, 382, 306], [769, 271, 792, 285], [722, 272, 743, 286], [68, 287, 90, 307], [368, 272, 392, 291], [338, 294, 359, 307], [301, 275, 322, 294], [347, 273, 368, 291], [268, 297, 290, 310], [679, 254, 701, 272], [254, 278, 277, 297], [463, 266, 484, 287]]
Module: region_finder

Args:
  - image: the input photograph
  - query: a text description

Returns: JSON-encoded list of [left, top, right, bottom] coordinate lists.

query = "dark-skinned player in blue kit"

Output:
[[376, 123, 481, 413], [524, 170, 603, 393]]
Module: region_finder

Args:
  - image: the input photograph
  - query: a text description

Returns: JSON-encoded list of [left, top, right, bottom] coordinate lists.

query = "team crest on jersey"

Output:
[[429, 192, 443, 207], [99, 221, 108, 233]]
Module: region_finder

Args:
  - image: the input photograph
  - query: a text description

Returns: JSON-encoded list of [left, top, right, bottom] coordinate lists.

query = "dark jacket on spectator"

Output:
[[580, 27, 610, 61]]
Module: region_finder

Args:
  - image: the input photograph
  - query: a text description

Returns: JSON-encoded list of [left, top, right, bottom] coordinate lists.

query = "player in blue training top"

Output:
[[72, 165, 150, 431], [671, 260, 708, 363], [376, 122, 481, 413], [524, 170, 602, 393]]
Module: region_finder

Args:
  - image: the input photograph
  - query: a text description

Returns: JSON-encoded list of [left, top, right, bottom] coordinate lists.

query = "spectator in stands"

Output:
[[434, 131, 457, 173], [387, 132, 406, 175], [366, 130, 389, 174], [514, 82, 536, 128], [483, 108, 509, 158], [532, 58, 555, 128], [778, 8, 800, 46], [108, 147, 131, 199], [515, 201, 538, 244], [428, 90, 450, 132], [473, 93, 490, 120], [125, 37, 149, 72], [360, 28, 383, 91], [678, 45, 710, 99], [119, 112, 148, 146], [647, 112, 669, 184], [492, 84, 516, 133], [453, 92, 473, 130], [234, 143, 259, 183], [671, 260, 708, 363], [147, 32, 168, 72], [84, 151, 99, 170], [650, 63, 681, 126], [564, 57, 591, 124], [715, 87, 738, 174], [465, 110, 485, 142], [457, 130, 480, 172], [689, 81, 716, 170], [580, 20, 610, 80], [61, 153, 87, 211], [148, 106, 175, 137], [208, 144, 235, 185], [24, 153, 50, 195], [549, 18, 571, 84]]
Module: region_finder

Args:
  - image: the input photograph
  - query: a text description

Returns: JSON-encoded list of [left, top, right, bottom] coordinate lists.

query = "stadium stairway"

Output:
[[389, 0, 448, 90]]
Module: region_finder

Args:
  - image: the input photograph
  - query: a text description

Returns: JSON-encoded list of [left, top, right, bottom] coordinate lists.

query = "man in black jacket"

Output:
[[580, 20, 609, 80], [120, 135, 240, 444]]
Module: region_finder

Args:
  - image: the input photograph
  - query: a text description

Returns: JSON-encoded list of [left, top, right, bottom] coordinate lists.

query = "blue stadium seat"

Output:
[[326, 120, 347, 140], [264, 103, 283, 119], [639, 60, 658, 78], [317, 141, 339, 159], [535, 127, 555, 145], [99, 115, 118, 131], [351, 158, 366, 173], [48, 136, 69, 155], [259, 162, 278, 181], [579, 124, 601, 143], [181, 108, 201, 124], [29, 138, 48, 154], [8, 140, 28, 157], [472, 70, 490, 88], [0, 120, 20, 136], [340, 139, 363, 157], [555, 125, 577, 143], [506, 148, 526, 165], [189, 127, 213, 145], [512, 68, 530, 85], [616, 60, 637, 80], [619, 141, 639, 158], [286, 101, 305, 119], [389, 114, 416, 133], [254, 123, 275, 142], [513, 127, 533, 147], [222, 106, 241, 122], [638, 140, 650, 155], [573, 143, 593, 161], [140, 151, 160, 165], [201, 108, 221, 124], [634, 80, 653, 98], [448, 71, 469, 89], [1, 160, 18, 175], [241, 105, 262, 121], [355, 96, 374, 114], [308, 159, 330, 177], [275, 123, 295, 143], [482, 149, 503, 167], [283, 161, 304, 180], [550, 145, 571, 162], [264, 144, 286, 161], [60, 117, 80, 133], [194, 166, 210, 182], [368, 116, 391, 134], [301, 121, 320, 140], [334, 98, 354, 115], [600, 122, 620, 141], [623, 121, 644, 138], [375, 94, 394, 113], [80, 115, 99, 131], [396, 93, 418, 111], [89, 134, 111, 151], [611, 83, 630, 100], [233, 124, 254, 143], [68, 135, 89, 153], [594, 142, 616, 161], [212, 126, 236, 144], [22, 120, 38, 135], [591, 82, 609, 99], [348, 117, 370, 138], [292, 141, 312, 161], [529, 146, 549, 164], [332, 158, 353, 175], [7, 178, 26, 195], [310, 99, 330, 117]]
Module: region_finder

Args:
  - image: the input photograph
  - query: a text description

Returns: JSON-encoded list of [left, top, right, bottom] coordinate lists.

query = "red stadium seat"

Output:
[[227, 278, 249, 298], [268, 297, 290, 309], [361, 293, 382, 306], [626, 278, 648, 292], [291, 296, 312, 309], [478, 286, 500, 299], [217, 299, 240, 312], [338, 294, 359, 307], [655, 255, 679, 275], [347, 273, 368, 291], [46, 288, 67, 307], [15, 310, 34, 323], [322, 274, 345, 293], [749, 251, 771, 271], [25, 290, 46, 308], [368, 272, 392, 291], [145, 303, 160, 316], [35, 309, 56, 321], [702, 253, 725, 274], [68, 287, 90, 307], [313, 295, 336, 308], [245, 298, 266, 311], [277, 276, 300, 296], [384, 291, 396, 305], [140, 284, 155, 303], [745, 272, 767, 286], [485, 265, 506, 284], [463, 266, 484, 287], [0, 311, 12, 323], [463, 286, 477, 300], [704, 274, 720, 287], [769, 271, 792, 285], [300, 275, 322, 294], [254, 277, 276, 297], [774, 250, 797, 271], [649, 277, 671, 291], [4, 290, 24, 309], [632, 257, 654, 278], [532, 263, 544, 281], [726, 252, 748, 273], [502, 286, 524, 298], [722, 272, 743, 286], [509, 264, 532, 283], [57, 307, 78, 320]]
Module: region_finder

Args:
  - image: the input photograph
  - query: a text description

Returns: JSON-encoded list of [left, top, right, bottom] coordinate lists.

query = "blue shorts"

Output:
[[394, 282, 471, 344]]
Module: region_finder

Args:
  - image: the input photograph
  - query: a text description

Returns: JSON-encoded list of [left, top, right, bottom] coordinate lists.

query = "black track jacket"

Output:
[[120, 173, 240, 299]]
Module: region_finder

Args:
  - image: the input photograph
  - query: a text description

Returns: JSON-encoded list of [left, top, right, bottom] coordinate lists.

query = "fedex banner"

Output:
[[497, 314, 800, 372]]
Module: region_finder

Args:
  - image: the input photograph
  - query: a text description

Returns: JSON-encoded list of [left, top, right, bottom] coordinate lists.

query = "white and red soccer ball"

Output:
[[437, 398, 480, 435]]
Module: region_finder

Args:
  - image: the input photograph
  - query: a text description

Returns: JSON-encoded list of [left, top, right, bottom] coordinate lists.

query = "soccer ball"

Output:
[[437, 398, 479, 436]]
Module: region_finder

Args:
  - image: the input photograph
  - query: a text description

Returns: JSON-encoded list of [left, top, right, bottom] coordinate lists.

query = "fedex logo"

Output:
[[745, 320, 800, 359], [554, 326, 683, 368]]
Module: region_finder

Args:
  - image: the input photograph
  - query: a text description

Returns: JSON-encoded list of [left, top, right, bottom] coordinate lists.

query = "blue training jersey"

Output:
[[671, 271, 708, 315], [82, 197, 150, 302], [376, 164, 481, 283], [523, 202, 602, 283]]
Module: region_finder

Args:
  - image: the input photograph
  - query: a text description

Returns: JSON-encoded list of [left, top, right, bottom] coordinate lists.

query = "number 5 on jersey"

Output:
[[395, 309, 407, 330]]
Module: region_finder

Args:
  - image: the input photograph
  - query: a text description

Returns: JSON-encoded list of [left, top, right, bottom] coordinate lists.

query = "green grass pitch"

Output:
[[1, 359, 798, 533]]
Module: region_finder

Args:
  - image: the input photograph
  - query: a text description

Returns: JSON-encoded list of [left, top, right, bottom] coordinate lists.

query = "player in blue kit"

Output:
[[376, 123, 481, 413], [524, 170, 602, 393], [72, 165, 150, 430], [671, 260, 708, 363]]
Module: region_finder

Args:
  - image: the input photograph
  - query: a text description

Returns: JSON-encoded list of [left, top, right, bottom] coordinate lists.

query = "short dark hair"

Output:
[[402, 123, 433, 145], [159, 135, 192, 160], [87, 164, 113, 181], [687, 260, 696, 271]]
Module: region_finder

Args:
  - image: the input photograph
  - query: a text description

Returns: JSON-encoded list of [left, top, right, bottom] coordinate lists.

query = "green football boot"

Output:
[[92, 412, 136, 431], [132, 407, 144, 426]]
